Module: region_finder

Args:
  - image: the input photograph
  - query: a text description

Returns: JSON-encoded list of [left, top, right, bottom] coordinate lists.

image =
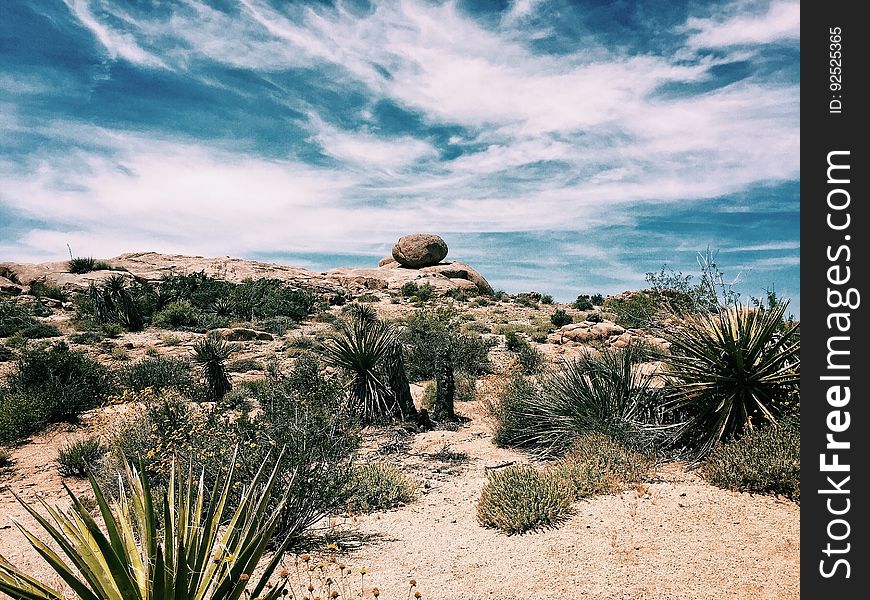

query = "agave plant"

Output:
[[192, 334, 237, 402], [323, 310, 400, 423], [662, 301, 800, 459], [0, 448, 295, 600]]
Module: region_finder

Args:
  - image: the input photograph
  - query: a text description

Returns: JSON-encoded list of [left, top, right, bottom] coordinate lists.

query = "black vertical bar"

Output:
[[801, 2, 868, 596]]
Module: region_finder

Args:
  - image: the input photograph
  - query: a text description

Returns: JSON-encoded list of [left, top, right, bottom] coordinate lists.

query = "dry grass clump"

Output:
[[345, 463, 419, 513], [552, 432, 654, 498], [56, 434, 107, 477]]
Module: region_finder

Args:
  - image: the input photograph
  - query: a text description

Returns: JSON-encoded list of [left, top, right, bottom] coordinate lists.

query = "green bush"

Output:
[[516, 343, 544, 375], [0, 299, 37, 337], [152, 300, 201, 329], [56, 435, 106, 477], [0, 344, 14, 362], [118, 355, 197, 394], [8, 341, 115, 424], [0, 389, 47, 444], [344, 463, 418, 513], [103, 358, 357, 542], [28, 280, 66, 301], [357, 293, 381, 303], [477, 465, 572, 534], [572, 295, 594, 310], [504, 330, 525, 352], [540, 294, 554, 304], [491, 345, 665, 456], [550, 308, 572, 328], [702, 424, 800, 501], [0, 448, 11, 469], [590, 293, 604, 306], [17, 321, 62, 339], [192, 334, 237, 401], [226, 358, 263, 373]]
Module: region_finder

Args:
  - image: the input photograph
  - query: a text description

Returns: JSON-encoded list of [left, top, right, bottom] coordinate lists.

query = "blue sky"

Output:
[[0, 0, 800, 313]]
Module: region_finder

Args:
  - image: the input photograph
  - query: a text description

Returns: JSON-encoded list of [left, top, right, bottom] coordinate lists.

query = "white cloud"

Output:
[[684, 1, 800, 48], [63, 0, 168, 68]]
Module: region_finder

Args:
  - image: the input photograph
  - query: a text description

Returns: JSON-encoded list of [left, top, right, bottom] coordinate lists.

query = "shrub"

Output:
[[28, 279, 66, 301], [492, 345, 665, 456], [8, 341, 115, 423], [550, 308, 572, 328], [662, 301, 800, 459], [0, 344, 14, 362], [516, 343, 544, 375], [701, 424, 800, 501], [83, 275, 144, 330], [357, 293, 381, 303], [572, 295, 594, 310], [540, 294, 554, 304], [345, 463, 418, 513], [0, 450, 297, 600], [118, 355, 197, 394], [192, 333, 237, 401], [152, 299, 200, 328], [256, 315, 297, 336], [0, 448, 10, 469], [590, 293, 604, 306], [56, 435, 106, 477], [504, 330, 525, 352], [67, 256, 112, 274], [17, 321, 62, 339], [0, 389, 47, 444], [476, 465, 572, 534], [0, 299, 36, 337], [552, 433, 654, 498]]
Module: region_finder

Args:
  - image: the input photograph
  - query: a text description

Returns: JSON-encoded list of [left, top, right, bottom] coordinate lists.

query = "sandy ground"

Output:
[[1, 397, 799, 600]]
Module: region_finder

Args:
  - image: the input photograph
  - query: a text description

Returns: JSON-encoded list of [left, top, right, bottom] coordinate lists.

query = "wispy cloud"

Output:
[[683, 0, 800, 48]]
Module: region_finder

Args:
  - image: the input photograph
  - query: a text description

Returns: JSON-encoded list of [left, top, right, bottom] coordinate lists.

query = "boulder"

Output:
[[391, 234, 448, 268], [378, 256, 399, 267], [216, 328, 274, 342]]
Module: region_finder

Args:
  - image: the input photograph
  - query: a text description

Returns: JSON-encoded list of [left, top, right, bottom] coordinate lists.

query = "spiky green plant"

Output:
[[86, 275, 144, 331], [323, 312, 399, 423], [493, 345, 665, 457], [192, 334, 237, 402], [662, 301, 800, 459], [0, 448, 295, 600]]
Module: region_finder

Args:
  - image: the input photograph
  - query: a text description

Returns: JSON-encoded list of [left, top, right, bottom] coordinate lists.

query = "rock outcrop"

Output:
[[391, 234, 448, 268], [0, 249, 494, 298]]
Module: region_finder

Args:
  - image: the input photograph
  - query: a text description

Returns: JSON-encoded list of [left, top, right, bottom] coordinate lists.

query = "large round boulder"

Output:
[[391, 234, 448, 268]]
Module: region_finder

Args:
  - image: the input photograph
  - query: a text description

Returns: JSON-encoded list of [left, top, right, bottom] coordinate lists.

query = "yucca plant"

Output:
[[662, 301, 800, 459], [0, 448, 295, 600], [495, 345, 665, 457], [192, 334, 237, 402], [323, 310, 399, 423]]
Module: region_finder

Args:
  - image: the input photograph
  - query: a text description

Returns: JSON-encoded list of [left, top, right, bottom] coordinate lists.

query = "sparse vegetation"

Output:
[[550, 308, 572, 327], [56, 435, 106, 477], [118, 355, 197, 394], [491, 345, 664, 456], [701, 423, 800, 502], [67, 256, 112, 274]]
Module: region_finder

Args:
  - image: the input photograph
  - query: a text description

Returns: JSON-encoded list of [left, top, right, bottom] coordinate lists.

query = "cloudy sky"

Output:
[[0, 0, 800, 312]]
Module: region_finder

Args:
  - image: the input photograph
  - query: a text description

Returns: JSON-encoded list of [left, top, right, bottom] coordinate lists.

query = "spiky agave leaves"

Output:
[[0, 447, 296, 600], [661, 301, 800, 460], [192, 334, 238, 402], [323, 308, 400, 423]]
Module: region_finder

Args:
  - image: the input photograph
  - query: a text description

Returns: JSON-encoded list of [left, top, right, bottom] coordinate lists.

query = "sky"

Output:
[[0, 0, 800, 313]]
